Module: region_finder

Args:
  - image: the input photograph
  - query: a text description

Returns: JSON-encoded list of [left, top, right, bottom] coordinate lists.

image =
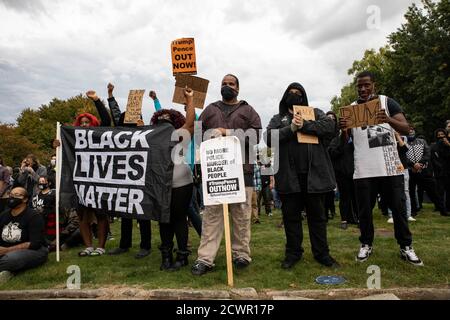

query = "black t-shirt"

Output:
[[32, 189, 56, 217], [0, 207, 45, 250]]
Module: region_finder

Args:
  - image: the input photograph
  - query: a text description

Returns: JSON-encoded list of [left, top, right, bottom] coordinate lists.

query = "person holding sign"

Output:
[[265, 83, 339, 269], [339, 71, 423, 266], [191, 74, 262, 276]]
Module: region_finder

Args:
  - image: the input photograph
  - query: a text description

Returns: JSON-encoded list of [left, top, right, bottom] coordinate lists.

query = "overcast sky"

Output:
[[0, 0, 419, 127]]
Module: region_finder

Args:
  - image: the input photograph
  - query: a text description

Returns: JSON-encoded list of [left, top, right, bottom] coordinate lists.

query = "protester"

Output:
[[324, 112, 339, 220], [151, 87, 195, 271], [339, 71, 423, 266], [31, 176, 57, 250], [405, 126, 448, 217], [265, 82, 339, 269], [252, 159, 262, 224], [431, 128, 450, 213], [69, 90, 111, 257], [46, 154, 57, 189], [258, 163, 273, 218], [328, 130, 359, 229], [106, 83, 152, 259], [191, 74, 262, 275], [0, 187, 48, 284], [445, 120, 450, 132], [14, 154, 47, 201], [0, 156, 11, 213]]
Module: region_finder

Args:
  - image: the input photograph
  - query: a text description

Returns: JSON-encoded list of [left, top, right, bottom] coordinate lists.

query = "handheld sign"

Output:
[[172, 74, 209, 109], [200, 136, 246, 287], [124, 90, 145, 124], [293, 106, 319, 144], [171, 38, 197, 76], [339, 98, 382, 129]]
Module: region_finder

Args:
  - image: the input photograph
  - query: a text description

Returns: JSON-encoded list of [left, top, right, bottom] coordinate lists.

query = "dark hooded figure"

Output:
[[431, 128, 450, 212], [265, 83, 339, 269]]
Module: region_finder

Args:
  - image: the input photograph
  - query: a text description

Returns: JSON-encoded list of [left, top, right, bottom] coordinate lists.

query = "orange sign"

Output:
[[171, 38, 197, 76], [293, 106, 319, 144]]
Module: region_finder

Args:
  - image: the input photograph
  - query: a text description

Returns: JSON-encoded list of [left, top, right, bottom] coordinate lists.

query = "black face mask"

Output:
[[8, 197, 24, 209], [38, 184, 48, 190], [221, 86, 238, 101], [285, 93, 304, 110]]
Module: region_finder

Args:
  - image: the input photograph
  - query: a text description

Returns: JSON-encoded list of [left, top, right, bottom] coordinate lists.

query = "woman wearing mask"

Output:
[[15, 154, 47, 202], [32, 176, 57, 250], [265, 83, 339, 269]]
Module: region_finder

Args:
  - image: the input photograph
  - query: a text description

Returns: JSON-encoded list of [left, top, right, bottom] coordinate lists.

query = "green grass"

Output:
[[1, 204, 449, 291]]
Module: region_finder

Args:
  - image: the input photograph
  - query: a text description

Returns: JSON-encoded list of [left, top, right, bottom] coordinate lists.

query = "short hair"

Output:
[[224, 74, 239, 88], [356, 71, 375, 82]]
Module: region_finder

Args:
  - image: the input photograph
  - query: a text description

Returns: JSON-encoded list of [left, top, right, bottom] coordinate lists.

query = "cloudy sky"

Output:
[[0, 0, 419, 127]]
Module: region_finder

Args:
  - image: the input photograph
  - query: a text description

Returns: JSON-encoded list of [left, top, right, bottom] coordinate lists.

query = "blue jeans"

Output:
[[0, 246, 48, 273]]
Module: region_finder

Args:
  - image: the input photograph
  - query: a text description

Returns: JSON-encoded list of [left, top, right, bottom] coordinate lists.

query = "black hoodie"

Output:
[[264, 83, 336, 194], [431, 129, 450, 177]]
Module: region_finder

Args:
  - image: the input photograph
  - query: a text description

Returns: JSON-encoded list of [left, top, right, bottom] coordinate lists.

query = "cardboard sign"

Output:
[[200, 136, 246, 206], [124, 90, 145, 124], [171, 38, 197, 75], [172, 74, 209, 109], [339, 98, 381, 129], [293, 106, 319, 144]]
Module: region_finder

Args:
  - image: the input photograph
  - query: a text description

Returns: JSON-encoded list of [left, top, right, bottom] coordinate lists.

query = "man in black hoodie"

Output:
[[431, 128, 450, 214], [265, 83, 339, 269]]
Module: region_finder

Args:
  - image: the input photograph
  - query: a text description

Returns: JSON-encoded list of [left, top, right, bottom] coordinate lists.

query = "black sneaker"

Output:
[[108, 247, 129, 256], [233, 258, 250, 269], [356, 245, 373, 262], [191, 261, 213, 276], [400, 246, 424, 266], [135, 248, 151, 259], [281, 257, 301, 270], [317, 256, 340, 268]]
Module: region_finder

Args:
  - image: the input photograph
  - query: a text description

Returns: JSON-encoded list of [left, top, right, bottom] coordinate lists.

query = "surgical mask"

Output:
[[285, 93, 304, 110], [51, 159, 56, 167], [221, 86, 238, 101], [7, 197, 23, 209]]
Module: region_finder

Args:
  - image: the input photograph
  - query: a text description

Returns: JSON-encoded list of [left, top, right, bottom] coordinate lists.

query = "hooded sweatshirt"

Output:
[[265, 83, 336, 194]]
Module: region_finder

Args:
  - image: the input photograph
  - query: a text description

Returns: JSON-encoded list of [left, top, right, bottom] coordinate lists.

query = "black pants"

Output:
[[159, 184, 193, 252], [436, 176, 450, 211], [354, 176, 412, 248], [119, 218, 151, 250], [409, 172, 445, 214], [279, 191, 330, 262], [257, 185, 272, 214], [324, 191, 336, 216], [336, 173, 359, 224]]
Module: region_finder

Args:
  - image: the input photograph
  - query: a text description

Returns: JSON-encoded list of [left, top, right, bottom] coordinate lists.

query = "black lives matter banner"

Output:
[[59, 124, 175, 222]]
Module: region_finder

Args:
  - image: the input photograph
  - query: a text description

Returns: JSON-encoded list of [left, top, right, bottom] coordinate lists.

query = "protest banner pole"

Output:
[[222, 203, 234, 287], [55, 122, 62, 262]]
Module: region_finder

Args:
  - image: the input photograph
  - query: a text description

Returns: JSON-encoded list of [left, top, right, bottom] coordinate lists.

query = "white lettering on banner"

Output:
[[73, 152, 147, 186], [74, 184, 144, 215], [74, 129, 153, 150]]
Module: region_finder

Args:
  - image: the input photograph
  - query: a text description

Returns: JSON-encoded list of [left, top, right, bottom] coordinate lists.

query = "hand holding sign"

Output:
[[184, 86, 194, 103], [375, 109, 389, 124], [107, 83, 114, 98], [292, 112, 304, 129], [86, 90, 99, 101]]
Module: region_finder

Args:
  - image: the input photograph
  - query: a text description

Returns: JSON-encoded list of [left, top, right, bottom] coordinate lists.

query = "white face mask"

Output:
[[51, 159, 56, 167]]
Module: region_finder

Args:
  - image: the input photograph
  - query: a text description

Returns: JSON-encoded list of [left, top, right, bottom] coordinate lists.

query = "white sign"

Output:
[[200, 136, 246, 206]]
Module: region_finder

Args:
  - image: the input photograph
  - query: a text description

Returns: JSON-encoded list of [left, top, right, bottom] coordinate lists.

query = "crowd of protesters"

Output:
[[2, 70, 450, 284]]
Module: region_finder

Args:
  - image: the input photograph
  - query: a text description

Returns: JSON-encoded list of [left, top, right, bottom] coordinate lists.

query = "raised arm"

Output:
[[86, 90, 111, 127]]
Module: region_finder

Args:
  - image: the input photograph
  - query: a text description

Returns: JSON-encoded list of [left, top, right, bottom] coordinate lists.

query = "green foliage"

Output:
[[332, 0, 450, 140]]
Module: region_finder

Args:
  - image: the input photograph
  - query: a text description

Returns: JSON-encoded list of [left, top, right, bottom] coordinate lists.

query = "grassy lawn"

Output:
[[1, 204, 449, 291]]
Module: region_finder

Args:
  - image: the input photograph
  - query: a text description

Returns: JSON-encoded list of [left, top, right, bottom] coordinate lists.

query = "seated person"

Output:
[[0, 187, 48, 284]]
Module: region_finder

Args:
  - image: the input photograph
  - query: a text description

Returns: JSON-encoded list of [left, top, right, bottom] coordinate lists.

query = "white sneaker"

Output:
[[0, 271, 14, 284], [408, 217, 416, 222], [356, 245, 373, 262], [400, 246, 424, 266], [387, 218, 394, 224]]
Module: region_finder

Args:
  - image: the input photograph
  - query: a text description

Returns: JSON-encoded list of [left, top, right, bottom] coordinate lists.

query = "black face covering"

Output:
[[285, 93, 304, 110], [38, 183, 48, 190], [7, 197, 23, 209], [221, 86, 238, 101]]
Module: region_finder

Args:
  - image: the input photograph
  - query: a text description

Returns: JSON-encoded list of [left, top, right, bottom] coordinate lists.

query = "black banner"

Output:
[[59, 123, 176, 222]]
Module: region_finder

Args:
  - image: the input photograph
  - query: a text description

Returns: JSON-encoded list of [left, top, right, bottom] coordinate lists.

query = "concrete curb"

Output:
[[0, 287, 449, 300]]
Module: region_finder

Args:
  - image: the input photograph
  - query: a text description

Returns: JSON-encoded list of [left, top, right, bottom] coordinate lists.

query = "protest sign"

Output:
[[59, 124, 176, 222], [171, 38, 197, 75], [172, 74, 209, 109], [339, 98, 382, 129], [200, 136, 246, 287], [124, 90, 145, 124], [293, 106, 319, 144]]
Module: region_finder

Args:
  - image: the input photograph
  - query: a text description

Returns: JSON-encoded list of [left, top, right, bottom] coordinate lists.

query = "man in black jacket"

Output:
[[265, 83, 339, 269], [431, 129, 450, 214]]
